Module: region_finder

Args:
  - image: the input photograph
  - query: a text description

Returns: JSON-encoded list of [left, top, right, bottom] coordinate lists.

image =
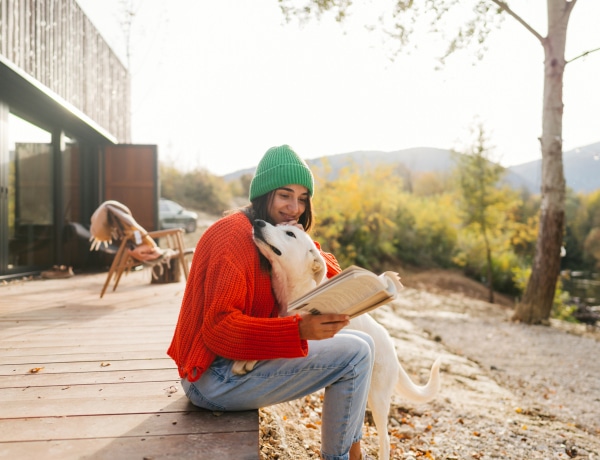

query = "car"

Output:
[[159, 198, 198, 233]]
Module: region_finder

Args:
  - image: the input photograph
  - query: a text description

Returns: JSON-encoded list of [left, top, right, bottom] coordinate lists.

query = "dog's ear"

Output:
[[311, 256, 325, 282]]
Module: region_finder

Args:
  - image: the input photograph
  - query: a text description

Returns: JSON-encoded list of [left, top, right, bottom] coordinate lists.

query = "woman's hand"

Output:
[[298, 314, 350, 340], [128, 244, 162, 261]]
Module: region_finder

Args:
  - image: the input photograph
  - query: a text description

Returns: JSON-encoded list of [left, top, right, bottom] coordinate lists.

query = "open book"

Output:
[[287, 265, 403, 319]]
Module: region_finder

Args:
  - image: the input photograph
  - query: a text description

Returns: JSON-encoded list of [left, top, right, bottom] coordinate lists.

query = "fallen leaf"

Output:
[[164, 385, 178, 395], [29, 367, 44, 373], [100, 362, 111, 367]]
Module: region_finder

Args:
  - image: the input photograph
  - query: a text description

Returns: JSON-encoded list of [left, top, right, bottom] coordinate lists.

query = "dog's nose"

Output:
[[254, 220, 266, 228]]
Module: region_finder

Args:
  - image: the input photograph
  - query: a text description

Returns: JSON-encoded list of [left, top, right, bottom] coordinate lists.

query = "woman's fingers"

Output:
[[298, 314, 350, 340]]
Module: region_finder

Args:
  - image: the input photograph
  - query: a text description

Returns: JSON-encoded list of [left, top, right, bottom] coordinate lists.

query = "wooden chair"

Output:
[[100, 228, 190, 298]]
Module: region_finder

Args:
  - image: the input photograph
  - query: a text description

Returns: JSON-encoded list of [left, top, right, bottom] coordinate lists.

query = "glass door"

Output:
[[3, 113, 53, 275]]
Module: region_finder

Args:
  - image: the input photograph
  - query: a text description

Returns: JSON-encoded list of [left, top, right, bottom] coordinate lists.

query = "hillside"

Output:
[[509, 142, 600, 193], [223, 142, 600, 194]]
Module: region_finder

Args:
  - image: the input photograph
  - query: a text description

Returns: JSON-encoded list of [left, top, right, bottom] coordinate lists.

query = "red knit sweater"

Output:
[[167, 211, 341, 382]]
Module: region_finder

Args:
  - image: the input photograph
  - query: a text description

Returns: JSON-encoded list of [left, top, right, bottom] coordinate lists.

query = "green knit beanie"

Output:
[[249, 145, 314, 201]]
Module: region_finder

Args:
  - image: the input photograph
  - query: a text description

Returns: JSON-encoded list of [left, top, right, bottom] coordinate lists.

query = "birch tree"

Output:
[[454, 125, 505, 304], [278, 0, 592, 324]]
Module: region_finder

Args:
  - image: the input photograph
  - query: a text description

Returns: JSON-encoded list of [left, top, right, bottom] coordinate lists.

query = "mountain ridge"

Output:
[[223, 142, 600, 194]]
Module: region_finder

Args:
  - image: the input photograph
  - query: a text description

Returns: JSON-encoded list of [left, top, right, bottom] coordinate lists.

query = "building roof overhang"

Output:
[[0, 55, 117, 144]]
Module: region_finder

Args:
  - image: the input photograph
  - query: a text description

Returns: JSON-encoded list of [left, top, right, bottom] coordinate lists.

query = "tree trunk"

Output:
[[513, 0, 573, 324], [483, 229, 495, 304], [486, 244, 494, 304]]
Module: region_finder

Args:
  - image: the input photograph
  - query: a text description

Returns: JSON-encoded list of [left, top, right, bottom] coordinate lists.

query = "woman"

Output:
[[167, 145, 374, 460]]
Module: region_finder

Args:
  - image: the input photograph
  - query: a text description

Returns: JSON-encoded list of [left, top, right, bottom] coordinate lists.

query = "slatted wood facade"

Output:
[[0, 0, 130, 141]]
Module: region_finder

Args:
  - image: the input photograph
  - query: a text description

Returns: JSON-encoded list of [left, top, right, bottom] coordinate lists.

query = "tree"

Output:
[[159, 163, 232, 215], [454, 125, 506, 303], [277, 0, 591, 323], [313, 165, 404, 270], [569, 189, 600, 270], [510, 1, 571, 324]]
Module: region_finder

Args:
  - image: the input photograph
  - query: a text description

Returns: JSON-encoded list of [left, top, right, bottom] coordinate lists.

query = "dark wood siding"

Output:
[[103, 145, 158, 231]]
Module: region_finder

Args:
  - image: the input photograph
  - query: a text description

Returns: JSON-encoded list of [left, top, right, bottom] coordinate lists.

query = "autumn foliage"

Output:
[[161, 159, 600, 301]]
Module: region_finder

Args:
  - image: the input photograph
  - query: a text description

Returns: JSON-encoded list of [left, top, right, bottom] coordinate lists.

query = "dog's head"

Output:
[[253, 219, 326, 310]]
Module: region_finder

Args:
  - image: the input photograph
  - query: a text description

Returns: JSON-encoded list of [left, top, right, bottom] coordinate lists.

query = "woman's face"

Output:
[[267, 184, 309, 225]]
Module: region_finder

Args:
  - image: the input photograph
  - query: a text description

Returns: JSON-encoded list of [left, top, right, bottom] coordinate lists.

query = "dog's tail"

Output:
[[395, 357, 442, 404]]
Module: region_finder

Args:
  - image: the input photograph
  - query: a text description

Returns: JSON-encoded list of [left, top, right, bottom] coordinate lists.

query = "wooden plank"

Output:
[[1, 393, 195, 418], [0, 276, 183, 304], [1, 323, 174, 332], [0, 359, 176, 377], [0, 335, 173, 347], [0, 318, 177, 327], [1, 380, 184, 402], [0, 317, 176, 327], [18, 299, 180, 313], [0, 354, 172, 366], [0, 350, 169, 365], [0, 296, 181, 312], [0, 368, 177, 388], [0, 410, 258, 442], [0, 329, 173, 340], [0, 344, 171, 359], [0, 329, 174, 341], [0, 431, 259, 460], [0, 328, 175, 338]]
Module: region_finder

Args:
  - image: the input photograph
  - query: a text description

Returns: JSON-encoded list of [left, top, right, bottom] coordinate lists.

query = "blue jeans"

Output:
[[181, 329, 375, 460]]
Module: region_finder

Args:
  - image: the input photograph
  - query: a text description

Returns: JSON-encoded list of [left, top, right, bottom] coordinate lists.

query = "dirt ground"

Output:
[[259, 269, 600, 460]]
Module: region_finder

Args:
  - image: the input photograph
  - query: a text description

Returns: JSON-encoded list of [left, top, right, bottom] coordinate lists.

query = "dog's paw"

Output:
[[232, 360, 258, 375]]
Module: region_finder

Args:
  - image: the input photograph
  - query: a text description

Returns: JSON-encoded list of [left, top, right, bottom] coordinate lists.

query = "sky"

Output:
[[76, 0, 600, 176]]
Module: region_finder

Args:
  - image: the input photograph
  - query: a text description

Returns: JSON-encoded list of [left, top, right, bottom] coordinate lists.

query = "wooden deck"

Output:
[[0, 270, 259, 460]]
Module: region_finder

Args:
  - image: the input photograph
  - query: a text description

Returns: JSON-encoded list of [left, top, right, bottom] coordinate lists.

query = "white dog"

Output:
[[233, 219, 441, 460]]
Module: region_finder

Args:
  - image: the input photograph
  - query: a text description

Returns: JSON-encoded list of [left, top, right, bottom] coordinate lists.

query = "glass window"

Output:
[[62, 136, 80, 223], [6, 113, 53, 271]]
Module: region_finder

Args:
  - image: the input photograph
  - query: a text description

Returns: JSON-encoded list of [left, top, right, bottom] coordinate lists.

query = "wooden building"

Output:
[[0, 0, 158, 280]]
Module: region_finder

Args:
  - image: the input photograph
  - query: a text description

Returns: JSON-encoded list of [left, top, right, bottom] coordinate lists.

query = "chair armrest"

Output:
[[147, 228, 184, 239]]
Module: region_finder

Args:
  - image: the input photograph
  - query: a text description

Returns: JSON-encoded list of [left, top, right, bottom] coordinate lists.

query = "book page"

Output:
[[379, 271, 404, 292], [288, 266, 384, 308], [288, 266, 402, 318]]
